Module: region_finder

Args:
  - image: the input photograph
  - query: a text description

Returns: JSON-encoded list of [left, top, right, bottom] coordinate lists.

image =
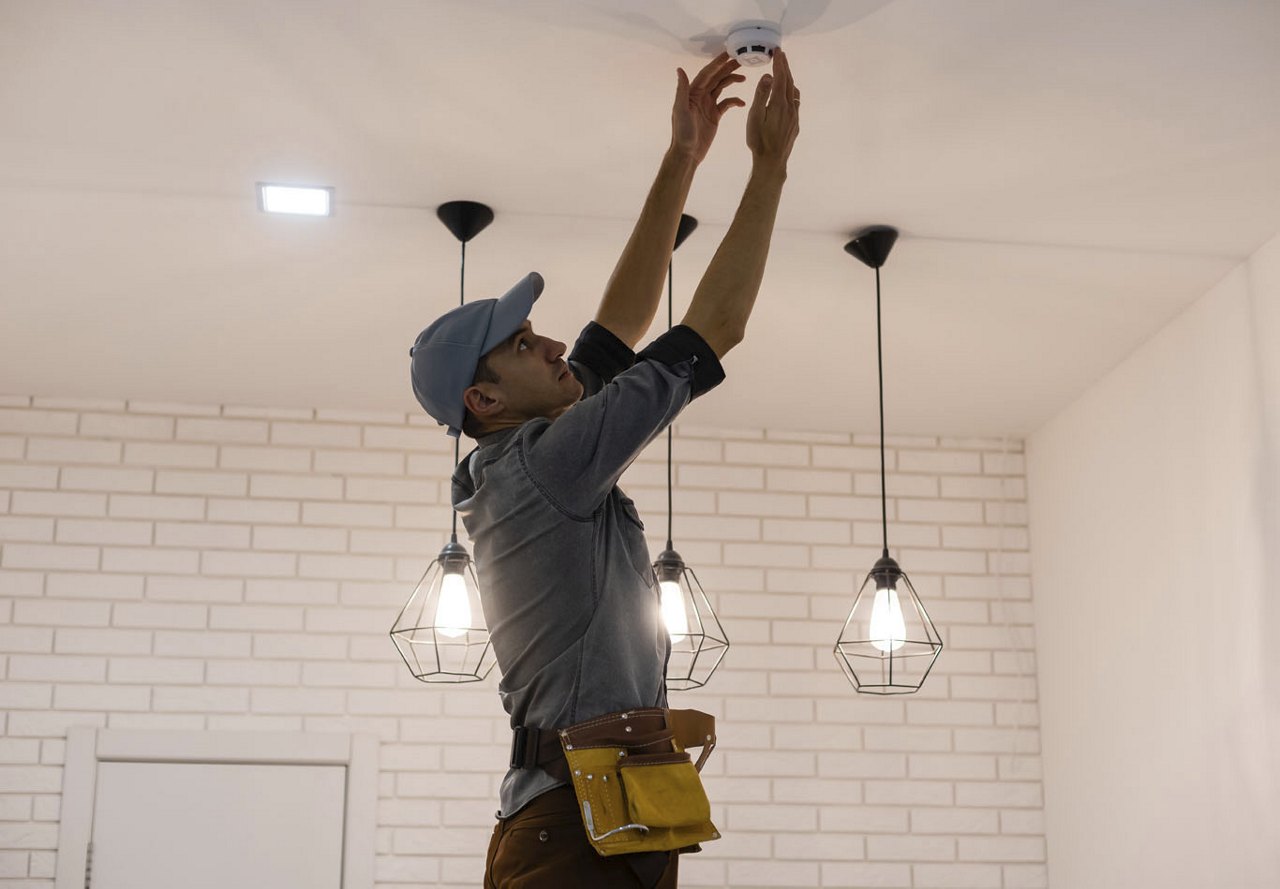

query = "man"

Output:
[[409, 49, 800, 889]]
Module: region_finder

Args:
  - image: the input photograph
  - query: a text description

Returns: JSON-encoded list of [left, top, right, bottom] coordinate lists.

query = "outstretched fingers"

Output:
[[747, 72, 773, 129], [768, 49, 796, 107], [708, 72, 747, 106], [712, 72, 747, 92], [690, 51, 741, 91], [676, 67, 690, 97]]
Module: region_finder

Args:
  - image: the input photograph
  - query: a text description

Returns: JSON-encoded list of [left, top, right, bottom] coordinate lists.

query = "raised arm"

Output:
[[593, 52, 746, 349], [680, 49, 800, 359]]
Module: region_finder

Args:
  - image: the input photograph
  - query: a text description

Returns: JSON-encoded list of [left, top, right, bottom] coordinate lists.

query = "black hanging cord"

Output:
[[450, 240, 466, 544], [665, 261, 674, 550], [459, 239, 467, 312], [876, 265, 888, 559]]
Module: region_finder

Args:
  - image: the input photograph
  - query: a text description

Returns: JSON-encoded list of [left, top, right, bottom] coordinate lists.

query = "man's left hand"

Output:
[[671, 51, 746, 165]]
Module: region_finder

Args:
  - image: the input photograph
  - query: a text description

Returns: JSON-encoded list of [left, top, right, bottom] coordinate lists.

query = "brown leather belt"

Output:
[[510, 708, 717, 783]]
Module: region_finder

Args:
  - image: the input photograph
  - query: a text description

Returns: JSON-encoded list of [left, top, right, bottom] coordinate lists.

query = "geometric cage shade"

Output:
[[655, 549, 730, 691], [390, 541, 496, 683], [833, 555, 943, 695]]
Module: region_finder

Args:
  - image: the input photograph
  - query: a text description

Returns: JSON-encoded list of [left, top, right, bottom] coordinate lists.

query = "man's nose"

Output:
[[543, 337, 567, 360]]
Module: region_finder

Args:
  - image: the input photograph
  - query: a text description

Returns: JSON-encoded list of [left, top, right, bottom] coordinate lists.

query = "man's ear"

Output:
[[462, 384, 501, 420]]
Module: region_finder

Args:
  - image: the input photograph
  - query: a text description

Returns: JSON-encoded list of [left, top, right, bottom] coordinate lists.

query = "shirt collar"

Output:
[[476, 426, 520, 449]]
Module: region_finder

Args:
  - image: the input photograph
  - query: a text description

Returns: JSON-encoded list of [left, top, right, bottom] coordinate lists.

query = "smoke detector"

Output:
[[724, 24, 781, 66]]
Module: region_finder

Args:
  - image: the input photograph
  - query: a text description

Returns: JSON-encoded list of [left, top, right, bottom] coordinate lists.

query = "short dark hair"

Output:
[[461, 353, 501, 439]]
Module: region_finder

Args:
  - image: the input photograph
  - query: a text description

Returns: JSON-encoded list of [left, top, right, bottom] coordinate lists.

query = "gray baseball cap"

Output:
[[409, 272, 544, 438]]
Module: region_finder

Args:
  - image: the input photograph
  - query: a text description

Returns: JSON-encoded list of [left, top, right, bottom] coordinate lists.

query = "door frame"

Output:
[[55, 728, 378, 889]]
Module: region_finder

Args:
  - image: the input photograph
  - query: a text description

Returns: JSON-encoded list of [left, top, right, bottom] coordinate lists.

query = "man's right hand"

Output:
[[745, 49, 801, 171], [679, 50, 797, 359]]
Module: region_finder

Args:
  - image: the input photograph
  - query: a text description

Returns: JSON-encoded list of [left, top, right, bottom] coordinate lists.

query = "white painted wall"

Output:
[[1027, 231, 1280, 889], [0, 403, 1042, 887]]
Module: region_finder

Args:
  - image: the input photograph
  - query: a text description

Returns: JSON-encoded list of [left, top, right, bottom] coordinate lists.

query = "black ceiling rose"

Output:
[[844, 225, 899, 269], [436, 200, 494, 243], [674, 214, 699, 252]]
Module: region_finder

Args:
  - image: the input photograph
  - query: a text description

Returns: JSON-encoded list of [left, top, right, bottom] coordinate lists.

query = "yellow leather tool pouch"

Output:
[[618, 752, 711, 827], [558, 708, 719, 857]]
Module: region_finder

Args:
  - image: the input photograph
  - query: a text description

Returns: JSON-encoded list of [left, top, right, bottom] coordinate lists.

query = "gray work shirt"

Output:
[[451, 321, 724, 818]]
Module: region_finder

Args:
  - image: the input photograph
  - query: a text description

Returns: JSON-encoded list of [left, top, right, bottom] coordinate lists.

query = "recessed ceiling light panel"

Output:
[[257, 183, 333, 216]]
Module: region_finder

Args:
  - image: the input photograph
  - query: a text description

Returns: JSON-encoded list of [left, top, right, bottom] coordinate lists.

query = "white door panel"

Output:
[[90, 761, 346, 889]]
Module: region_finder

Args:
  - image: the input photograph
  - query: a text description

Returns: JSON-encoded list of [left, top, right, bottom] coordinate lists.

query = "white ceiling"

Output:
[[2, 0, 1277, 436]]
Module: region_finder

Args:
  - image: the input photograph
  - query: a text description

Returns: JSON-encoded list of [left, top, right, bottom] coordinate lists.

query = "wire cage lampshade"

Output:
[[834, 555, 942, 694], [390, 200, 498, 684], [657, 548, 730, 690], [390, 541, 496, 682], [833, 225, 942, 694]]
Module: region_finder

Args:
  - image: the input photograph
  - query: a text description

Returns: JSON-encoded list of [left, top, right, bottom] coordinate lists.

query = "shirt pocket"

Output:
[[617, 496, 655, 584]]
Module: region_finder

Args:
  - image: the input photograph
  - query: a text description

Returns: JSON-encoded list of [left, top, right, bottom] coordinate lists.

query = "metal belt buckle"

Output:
[[509, 726, 541, 770]]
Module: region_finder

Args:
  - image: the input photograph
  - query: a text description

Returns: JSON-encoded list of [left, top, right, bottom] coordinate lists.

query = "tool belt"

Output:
[[509, 708, 720, 857]]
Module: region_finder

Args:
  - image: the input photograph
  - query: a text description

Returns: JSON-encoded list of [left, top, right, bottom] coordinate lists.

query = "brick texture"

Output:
[[0, 398, 1043, 888]]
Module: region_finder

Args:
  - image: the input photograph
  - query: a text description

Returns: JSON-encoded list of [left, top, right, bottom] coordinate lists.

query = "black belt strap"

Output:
[[509, 726, 569, 780]]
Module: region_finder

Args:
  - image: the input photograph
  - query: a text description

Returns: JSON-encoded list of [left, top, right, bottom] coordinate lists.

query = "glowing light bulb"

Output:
[[435, 570, 471, 638], [660, 579, 689, 639], [869, 583, 906, 653]]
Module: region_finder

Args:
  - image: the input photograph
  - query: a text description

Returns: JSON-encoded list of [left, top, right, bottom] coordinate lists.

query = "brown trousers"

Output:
[[483, 786, 678, 888]]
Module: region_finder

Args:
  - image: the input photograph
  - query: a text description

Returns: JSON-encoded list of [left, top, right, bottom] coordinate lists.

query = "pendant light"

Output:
[[833, 226, 943, 694], [657, 214, 730, 691], [390, 200, 498, 683]]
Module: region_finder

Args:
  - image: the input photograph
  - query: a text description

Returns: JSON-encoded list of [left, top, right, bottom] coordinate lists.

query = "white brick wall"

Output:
[[0, 396, 1044, 888]]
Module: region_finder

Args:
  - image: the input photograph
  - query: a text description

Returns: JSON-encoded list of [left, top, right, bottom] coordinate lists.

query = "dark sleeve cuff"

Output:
[[637, 325, 726, 400], [568, 321, 636, 384]]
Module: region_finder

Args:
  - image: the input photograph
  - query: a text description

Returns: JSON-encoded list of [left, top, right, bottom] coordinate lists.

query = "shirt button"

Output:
[[538, 830, 549, 843]]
